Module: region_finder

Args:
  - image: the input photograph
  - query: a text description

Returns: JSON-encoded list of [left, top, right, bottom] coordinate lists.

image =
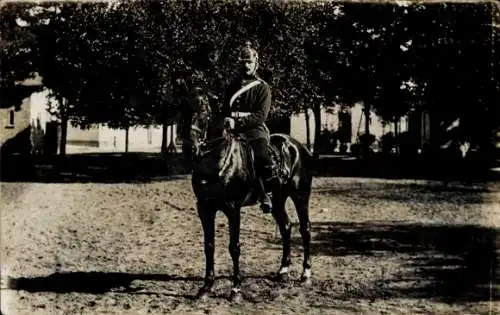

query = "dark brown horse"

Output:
[[186, 91, 314, 303]]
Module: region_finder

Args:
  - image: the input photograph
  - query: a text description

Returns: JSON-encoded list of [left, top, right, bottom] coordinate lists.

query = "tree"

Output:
[[25, 2, 114, 156], [307, 3, 383, 154], [405, 3, 495, 152], [0, 3, 43, 110]]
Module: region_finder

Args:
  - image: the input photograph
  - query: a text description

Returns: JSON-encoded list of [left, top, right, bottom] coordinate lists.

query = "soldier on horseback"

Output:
[[222, 41, 276, 214]]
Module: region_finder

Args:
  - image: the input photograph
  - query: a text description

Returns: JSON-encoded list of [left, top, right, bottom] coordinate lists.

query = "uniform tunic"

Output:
[[222, 75, 272, 141]]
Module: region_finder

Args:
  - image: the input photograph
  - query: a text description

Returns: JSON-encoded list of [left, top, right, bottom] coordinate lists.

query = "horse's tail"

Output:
[[275, 134, 316, 176], [297, 141, 316, 175]]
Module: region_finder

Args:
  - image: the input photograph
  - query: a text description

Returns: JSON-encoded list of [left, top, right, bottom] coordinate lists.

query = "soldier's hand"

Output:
[[224, 117, 235, 130]]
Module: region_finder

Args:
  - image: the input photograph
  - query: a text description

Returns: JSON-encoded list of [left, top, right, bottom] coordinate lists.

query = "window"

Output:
[[8, 110, 15, 126]]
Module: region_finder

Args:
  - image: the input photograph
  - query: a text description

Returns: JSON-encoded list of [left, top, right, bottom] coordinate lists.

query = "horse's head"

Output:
[[188, 90, 236, 179], [188, 89, 212, 155]]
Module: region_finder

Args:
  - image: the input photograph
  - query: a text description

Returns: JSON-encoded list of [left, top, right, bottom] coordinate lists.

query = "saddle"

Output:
[[235, 138, 290, 207], [239, 139, 287, 181]]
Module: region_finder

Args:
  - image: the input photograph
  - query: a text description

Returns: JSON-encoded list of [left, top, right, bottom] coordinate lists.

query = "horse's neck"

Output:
[[217, 137, 235, 176], [218, 137, 253, 180]]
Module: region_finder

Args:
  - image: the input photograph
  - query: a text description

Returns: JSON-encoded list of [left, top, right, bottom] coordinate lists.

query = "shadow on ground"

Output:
[[0, 153, 190, 183], [283, 221, 499, 303], [2, 149, 499, 183], [4, 272, 201, 295], [313, 180, 496, 204], [3, 271, 284, 302], [314, 154, 499, 183], [3, 223, 498, 305]]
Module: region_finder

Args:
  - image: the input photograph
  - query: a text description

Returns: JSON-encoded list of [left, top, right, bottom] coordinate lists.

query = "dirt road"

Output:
[[1, 176, 498, 314]]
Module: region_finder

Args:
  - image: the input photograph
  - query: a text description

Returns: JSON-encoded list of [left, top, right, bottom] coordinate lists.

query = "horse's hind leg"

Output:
[[291, 186, 312, 284], [272, 195, 292, 282], [196, 202, 217, 301], [227, 208, 243, 303]]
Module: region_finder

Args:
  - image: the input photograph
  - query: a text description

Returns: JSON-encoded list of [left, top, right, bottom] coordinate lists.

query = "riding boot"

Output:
[[259, 175, 277, 214]]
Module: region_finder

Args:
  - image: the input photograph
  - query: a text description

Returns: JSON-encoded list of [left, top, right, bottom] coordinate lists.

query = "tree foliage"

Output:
[[0, 2, 43, 109], [308, 2, 496, 147], [1, 1, 497, 154]]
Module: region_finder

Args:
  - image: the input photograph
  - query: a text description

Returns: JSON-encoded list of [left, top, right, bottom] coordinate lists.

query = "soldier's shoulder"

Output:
[[256, 78, 271, 94], [256, 77, 269, 86]]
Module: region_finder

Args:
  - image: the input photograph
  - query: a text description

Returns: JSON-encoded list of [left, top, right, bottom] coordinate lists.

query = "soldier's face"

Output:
[[240, 58, 257, 76]]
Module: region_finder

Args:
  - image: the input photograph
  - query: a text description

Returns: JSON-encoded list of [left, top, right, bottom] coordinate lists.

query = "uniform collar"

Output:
[[240, 74, 259, 83]]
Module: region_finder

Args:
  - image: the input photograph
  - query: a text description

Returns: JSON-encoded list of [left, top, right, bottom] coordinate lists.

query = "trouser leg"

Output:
[[249, 138, 276, 213]]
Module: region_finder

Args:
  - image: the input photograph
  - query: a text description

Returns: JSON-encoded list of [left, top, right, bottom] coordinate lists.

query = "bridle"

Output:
[[191, 122, 233, 158], [188, 89, 237, 162]]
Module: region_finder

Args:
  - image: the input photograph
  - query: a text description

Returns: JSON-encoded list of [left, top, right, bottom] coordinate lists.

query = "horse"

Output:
[[186, 90, 314, 303]]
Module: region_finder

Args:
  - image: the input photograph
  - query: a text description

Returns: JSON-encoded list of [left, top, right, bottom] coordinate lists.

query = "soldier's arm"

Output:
[[235, 84, 271, 129]]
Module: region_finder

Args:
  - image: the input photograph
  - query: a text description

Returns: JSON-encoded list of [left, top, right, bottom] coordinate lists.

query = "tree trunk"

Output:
[[59, 97, 68, 157], [363, 104, 371, 135], [161, 122, 168, 155], [394, 118, 399, 154], [170, 125, 175, 146], [125, 126, 129, 153], [59, 115, 68, 157], [312, 103, 322, 159], [304, 108, 311, 150]]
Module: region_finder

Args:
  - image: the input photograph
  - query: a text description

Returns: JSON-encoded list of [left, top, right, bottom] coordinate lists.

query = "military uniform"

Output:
[[223, 42, 276, 213], [222, 75, 271, 141]]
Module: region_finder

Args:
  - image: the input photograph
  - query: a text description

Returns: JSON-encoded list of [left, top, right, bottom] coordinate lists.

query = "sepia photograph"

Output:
[[1, 0, 499, 314]]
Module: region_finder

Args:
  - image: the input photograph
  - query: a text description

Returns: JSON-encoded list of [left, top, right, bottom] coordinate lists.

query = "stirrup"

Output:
[[260, 196, 272, 214], [258, 179, 273, 214]]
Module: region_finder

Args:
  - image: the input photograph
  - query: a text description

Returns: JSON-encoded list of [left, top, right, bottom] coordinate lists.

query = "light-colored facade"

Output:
[[0, 78, 178, 154], [289, 102, 410, 152], [0, 78, 54, 154], [2, 72, 427, 155], [66, 123, 176, 153], [0, 96, 33, 156]]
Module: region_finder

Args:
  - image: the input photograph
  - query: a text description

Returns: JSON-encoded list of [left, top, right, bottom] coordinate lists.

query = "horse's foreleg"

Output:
[[291, 192, 312, 285], [272, 197, 292, 281], [197, 203, 216, 300], [227, 208, 243, 303]]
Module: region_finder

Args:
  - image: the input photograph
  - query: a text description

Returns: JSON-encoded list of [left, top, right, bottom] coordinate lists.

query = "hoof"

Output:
[[195, 287, 212, 303], [300, 276, 312, 286], [276, 273, 290, 283], [300, 269, 312, 286], [196, 291, 210, 303], [276, 266, 291, 282], [229, 288, 243, 304]]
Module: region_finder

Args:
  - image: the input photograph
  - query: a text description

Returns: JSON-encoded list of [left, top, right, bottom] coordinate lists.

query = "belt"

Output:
[[231, 112, 251, 117]]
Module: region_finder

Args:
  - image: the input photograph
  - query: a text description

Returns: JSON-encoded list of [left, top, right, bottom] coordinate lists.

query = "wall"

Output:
[[66, 124, 100, 147], [0, 97, 32, 154], [66, 124, 178, 153], [289, 103, 410, 149], [29, 89, 54, 133], [290, 109, 315, 147], [0, 97, 31, 145], [97, 125, 165, 152], [350, 103, 408, 143]]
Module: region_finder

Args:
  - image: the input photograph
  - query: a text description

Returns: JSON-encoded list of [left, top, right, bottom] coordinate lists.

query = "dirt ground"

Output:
[[1, 176, 499, 315]]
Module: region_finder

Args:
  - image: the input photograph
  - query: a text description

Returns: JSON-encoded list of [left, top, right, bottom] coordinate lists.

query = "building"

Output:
[[65, 123, 176, 153], [0, 72, 427, 156], [0, 95, 32, 155], [289, 102, 409, 153], [0, 73, 179, 155], [0, 73, 51, 155]]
